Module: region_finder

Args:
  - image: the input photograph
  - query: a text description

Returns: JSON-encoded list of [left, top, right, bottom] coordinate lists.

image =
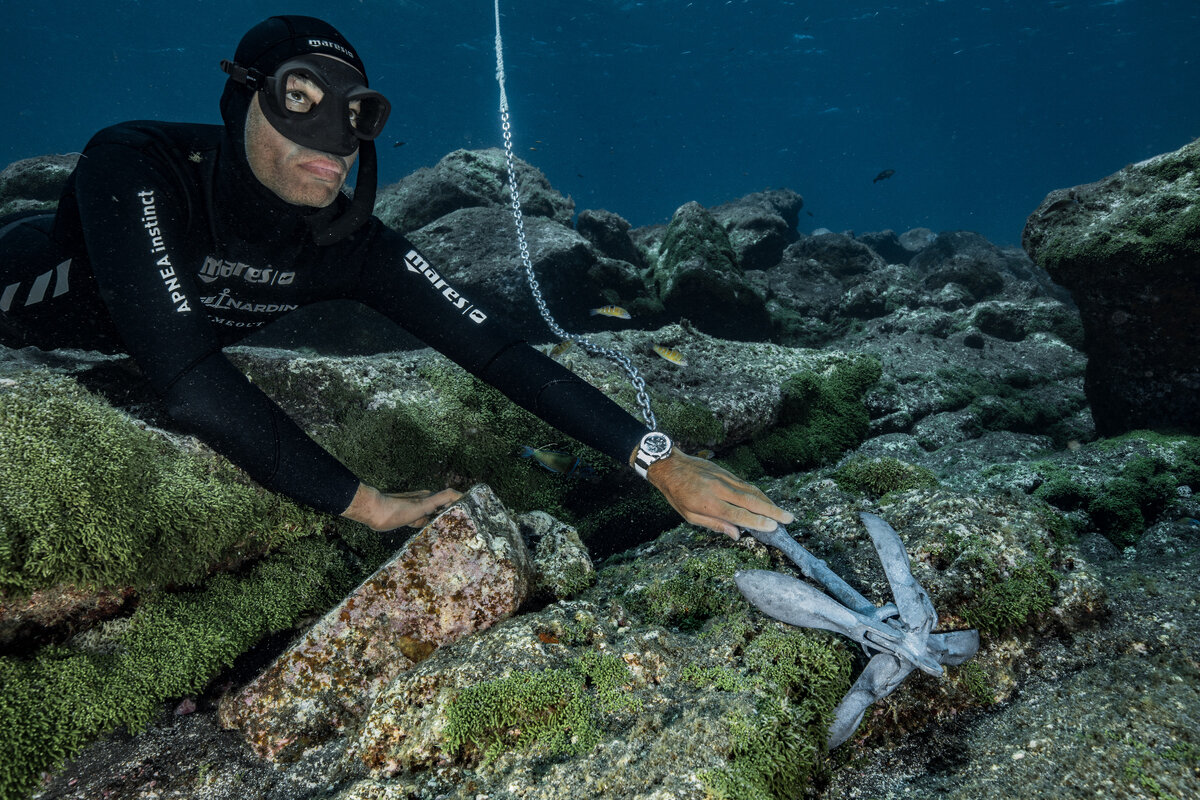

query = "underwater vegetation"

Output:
[[1029, 433, 1200, 547], [732, 356, 881, 478], [0, 534, 375, 800], [0, 370, 326, 594]]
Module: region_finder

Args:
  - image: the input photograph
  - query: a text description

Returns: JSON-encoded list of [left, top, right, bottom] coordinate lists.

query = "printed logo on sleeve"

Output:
[[404, 249, 487, 324], [139, 189, 190, 313]]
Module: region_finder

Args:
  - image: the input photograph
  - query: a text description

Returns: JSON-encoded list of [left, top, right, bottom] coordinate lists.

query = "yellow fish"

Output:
[[589, 305, 631, 319], [695, 449, 715, 460], [653, 344, 688, 366], [548, 340, 574, 357]]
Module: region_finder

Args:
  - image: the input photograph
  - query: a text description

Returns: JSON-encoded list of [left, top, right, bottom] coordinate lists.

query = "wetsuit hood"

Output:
[[219, 15, 379, 246]]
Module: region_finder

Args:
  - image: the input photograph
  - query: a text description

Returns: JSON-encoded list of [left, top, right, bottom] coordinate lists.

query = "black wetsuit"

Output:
[[0, 121, 648, 514]]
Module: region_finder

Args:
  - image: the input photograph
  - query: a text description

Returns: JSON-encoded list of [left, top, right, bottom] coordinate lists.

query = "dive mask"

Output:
[[220, 55, 391, 157]]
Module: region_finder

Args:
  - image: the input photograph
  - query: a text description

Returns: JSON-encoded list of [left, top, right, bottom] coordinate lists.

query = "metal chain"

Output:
[[493, 0, 656, 430]]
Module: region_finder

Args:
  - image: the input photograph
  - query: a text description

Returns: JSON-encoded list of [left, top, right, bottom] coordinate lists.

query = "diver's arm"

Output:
[[351, 229, 793, 536], [350, 229, 649, 465], [72, 133, 360, 515]]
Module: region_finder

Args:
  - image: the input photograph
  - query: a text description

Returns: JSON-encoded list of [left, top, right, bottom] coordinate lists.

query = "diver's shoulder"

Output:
[[83, 121, 223, 159]]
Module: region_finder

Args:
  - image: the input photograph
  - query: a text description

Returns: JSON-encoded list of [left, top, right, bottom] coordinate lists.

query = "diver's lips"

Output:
[[299, 159, 345, 181]]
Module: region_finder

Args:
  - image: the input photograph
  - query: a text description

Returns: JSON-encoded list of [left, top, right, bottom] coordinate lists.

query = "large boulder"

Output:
[[575, 208, 646, 268], [1023, 138, 1200, 435], [217, 484, 534, 762], [650, 201, 771, 340], [374, 148, 574, 234], [0, 154, 77, 217], [406, 205, 601, 339], [709, 188, 804, 270]]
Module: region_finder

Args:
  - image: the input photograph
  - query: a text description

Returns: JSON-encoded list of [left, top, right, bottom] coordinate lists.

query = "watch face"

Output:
[[642, 433, 671, 457]]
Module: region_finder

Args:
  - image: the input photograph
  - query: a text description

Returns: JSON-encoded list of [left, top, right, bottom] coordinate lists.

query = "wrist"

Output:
[[631, 431, 674, 479], [342, 483, 383, 526]]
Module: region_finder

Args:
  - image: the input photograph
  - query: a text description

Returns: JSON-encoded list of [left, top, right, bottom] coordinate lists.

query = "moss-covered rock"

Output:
[[0, 535, 362, 800], [833, 455, 940, 498], [749, 356, 882, 474], [1023, 138, 1200, 436], [0, 369, 325, 596], [651, 202, 771, 340]]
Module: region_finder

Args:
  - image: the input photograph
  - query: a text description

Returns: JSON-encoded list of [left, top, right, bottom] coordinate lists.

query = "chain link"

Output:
[[493, 2, 656, 430]]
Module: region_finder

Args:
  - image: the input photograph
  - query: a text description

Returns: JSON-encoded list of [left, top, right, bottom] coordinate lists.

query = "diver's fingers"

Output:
[[718, 503, 781, 534], [703, 473, 794, 525], [420, 488, 463, 512], [682, 510, 742, 540], [384, 489, 435, 500]]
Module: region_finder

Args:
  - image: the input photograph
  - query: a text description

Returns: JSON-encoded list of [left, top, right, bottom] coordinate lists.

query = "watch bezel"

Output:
[[634, 431, 673, 479], [641, 432, 671, 457]]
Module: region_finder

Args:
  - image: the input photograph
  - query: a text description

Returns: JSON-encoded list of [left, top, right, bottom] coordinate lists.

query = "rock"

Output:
[[575, 209, 645, 268], [651, 201, 770, 340], [517, 511, 595, 601], [968, 299, 1084, 346], [0, 584, 135, 653], [406, 206, 601, 339], [1023, 138, 1200, 435], [374, 148, 574, 234], [910, 231, 1017, 303], [898, 226, 938, 252], [854, 230, 916, 263], [0, 154, 78, 216], [709, 188, 803, 270], [789, 231, 888, 279], [217, 484, 534, 762]]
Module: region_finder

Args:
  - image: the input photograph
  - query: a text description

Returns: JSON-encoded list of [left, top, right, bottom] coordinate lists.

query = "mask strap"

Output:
[[220, 59, 268, 91]]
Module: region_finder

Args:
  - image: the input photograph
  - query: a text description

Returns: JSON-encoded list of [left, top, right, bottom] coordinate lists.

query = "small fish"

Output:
[[392, 141, 406, 148], [590, 305, 631, 319], [873, 169, 896, 184], [519, 445, 589, 476], [549, 340, 574, 357], [653, 344, 688, 366], [695, 449, 715, 460]]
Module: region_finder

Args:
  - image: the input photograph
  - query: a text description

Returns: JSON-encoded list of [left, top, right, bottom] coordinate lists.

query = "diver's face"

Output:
[[244, 83, 359, 208]]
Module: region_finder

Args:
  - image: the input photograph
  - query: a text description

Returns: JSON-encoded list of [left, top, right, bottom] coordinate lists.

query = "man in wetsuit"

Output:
[[0, 15, 792, 537]]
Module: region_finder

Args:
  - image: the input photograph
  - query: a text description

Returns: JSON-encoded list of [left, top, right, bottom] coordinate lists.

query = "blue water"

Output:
[[4, 1, 1198, 246]]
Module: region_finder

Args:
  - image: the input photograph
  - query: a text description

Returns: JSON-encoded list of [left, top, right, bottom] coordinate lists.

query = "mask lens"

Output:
[[272, 66, 327, 117], [347, 89, 390, 140]]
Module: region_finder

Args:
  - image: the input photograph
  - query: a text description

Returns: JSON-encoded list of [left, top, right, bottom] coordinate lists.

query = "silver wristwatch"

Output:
[[633, 431, 673, 479]]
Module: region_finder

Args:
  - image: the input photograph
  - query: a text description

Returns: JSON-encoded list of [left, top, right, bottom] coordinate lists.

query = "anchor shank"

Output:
[[749, 525, 876, 617]]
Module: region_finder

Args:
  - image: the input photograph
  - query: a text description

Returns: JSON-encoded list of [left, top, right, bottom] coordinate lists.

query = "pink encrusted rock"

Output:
[[217, 484, 533, 761]]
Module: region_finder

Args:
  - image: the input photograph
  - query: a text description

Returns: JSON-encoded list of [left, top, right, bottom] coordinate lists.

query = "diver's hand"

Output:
[[643, 450, 794, 539], [342, 483, 463, 531]]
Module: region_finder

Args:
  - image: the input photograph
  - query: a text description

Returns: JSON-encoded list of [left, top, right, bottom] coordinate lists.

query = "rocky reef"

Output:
[[2, 141, 1198, 800], [1024, 137, 1200, 436]]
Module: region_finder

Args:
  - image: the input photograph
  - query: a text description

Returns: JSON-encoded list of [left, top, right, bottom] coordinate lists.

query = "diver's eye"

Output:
[[283, 74, 323, 113], [285, 89, 315, 113], [348, 102, 362, 129]]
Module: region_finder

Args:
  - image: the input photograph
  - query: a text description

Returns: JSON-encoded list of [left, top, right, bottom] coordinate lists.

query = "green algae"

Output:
[[834, 456, 940, 499], [749, 356, 881, 476], [699, 627, 852, 800], [623, 547, 771, 631], [0, 534, 364, 800], [959, 554, 1059, 634], [442, 650, 638, 765], [0, 370, 326, 595], [1031, 433, 1200, 547]]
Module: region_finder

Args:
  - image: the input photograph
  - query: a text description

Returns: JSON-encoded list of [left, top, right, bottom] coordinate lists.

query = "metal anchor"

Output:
[[735, 512, 980, 749]]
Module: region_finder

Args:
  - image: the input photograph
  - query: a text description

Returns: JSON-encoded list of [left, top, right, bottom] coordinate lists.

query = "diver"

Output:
[[0, 15, 793, 538]]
